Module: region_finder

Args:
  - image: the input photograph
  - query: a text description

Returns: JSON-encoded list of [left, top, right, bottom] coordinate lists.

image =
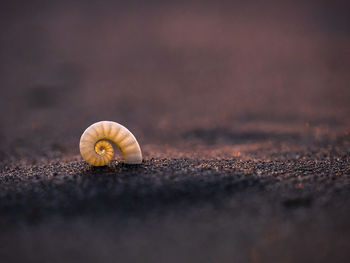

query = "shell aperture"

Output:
[[79, 121, 142, 166]]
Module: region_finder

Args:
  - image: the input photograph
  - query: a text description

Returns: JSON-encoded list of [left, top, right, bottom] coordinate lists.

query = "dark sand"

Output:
[[0, 1, 350, 262]]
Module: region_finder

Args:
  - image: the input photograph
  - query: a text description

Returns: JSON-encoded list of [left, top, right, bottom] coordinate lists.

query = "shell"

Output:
[[79, 121, 142, 166]]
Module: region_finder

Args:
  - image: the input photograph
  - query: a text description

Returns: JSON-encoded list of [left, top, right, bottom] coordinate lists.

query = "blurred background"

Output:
[[0, 0, 349, 160]]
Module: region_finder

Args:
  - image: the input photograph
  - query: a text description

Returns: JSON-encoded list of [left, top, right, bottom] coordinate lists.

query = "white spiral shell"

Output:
[[79, 121, 142, 166]]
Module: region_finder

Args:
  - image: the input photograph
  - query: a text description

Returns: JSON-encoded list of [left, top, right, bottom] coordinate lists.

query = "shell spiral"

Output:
[[79, 121, 142, 166]]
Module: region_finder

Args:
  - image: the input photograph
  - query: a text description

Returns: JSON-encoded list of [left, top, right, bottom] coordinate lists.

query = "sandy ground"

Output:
[[0, 1, 350, 262]]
